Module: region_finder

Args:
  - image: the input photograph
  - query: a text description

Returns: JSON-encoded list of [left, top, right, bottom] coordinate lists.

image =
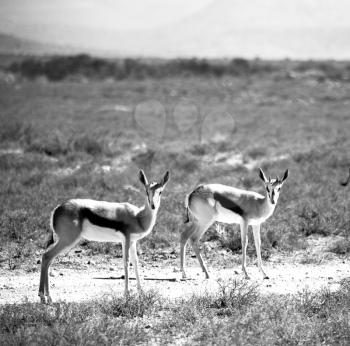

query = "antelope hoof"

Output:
[[46, 295, 53, 305], [242, 269, 250, 280], [243, 273, 250, 280], [261, 270, 269, 279], [39, 293, 46, 304]]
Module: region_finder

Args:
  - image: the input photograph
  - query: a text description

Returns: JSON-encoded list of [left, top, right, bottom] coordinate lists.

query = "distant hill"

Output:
[[0, 33, 78, 56], [1, 0, 350, 59]]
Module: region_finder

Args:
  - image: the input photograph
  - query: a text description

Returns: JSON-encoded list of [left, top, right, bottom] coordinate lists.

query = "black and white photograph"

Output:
[[0, 1, 349, 344]]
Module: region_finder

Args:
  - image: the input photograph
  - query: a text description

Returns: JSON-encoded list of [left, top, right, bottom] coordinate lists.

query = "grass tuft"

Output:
[[100, 290, 163, 318], [2, 282, 350, 344], [207, 279, 259, 313]]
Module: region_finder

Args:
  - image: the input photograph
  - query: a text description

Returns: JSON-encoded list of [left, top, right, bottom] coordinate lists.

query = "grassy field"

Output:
[[0, 58, 350, 344], [2, 279, 350, 345]]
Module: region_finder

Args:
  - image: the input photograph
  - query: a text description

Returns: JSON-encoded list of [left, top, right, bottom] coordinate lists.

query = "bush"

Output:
[[8, 55, 278, 81], [218, 225, 242, 253], [100, 290, 163, 318], [295, 61, 344, 80], [0, 120, 34, 144], [297, 204, 328, 236], [209, 279, 259, 312], [0, 300, 148, 345], [245, 146, 266, 159], [26, 132, 69, 156], [71, 135, 104, 156], [327, 238, 350, 254], [0, 209, 34, 241]]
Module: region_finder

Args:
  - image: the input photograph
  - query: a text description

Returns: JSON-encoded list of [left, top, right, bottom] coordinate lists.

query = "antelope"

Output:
[[39, 169, 170, 304], [341, 168, 350, 186], [180, 168, 289, 280]]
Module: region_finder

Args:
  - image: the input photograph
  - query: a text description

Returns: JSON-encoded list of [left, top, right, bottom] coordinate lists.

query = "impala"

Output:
[[180, 168, 288, 280], [39, 169, 170, 303]]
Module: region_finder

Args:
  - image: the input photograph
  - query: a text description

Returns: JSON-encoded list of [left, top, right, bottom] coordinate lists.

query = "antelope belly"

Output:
[[215, 204, 243, 224], [248, 215, 269, 225], [81, 220, 125, 242], [130, 226, 153, 242]]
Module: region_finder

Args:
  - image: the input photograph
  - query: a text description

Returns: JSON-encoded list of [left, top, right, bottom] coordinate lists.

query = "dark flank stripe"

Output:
[[213, 192, 245, 217], [80, 208, 128, 233]]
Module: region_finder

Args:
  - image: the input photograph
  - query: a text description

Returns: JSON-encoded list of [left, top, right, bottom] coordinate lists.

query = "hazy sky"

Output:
[[1, 0, 350, 58], [0, 0, 213, 31]]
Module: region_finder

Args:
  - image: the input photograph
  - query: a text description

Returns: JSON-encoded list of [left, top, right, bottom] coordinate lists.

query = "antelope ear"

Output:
[[161, 171, 170, 187], [139, 169, 148, 186], [259, 168, 268, 183], [281, 169, 289, 183]]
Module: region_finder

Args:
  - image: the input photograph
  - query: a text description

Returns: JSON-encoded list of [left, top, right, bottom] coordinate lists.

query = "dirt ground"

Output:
[[1, 240, 349, 305]]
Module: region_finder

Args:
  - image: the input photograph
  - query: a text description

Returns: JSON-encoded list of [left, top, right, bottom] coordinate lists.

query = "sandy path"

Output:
[[1, 257, 349, 304]]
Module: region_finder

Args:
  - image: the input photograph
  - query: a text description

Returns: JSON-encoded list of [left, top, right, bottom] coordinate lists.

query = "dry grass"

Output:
[[0, 70, 349, 259], [1, 279, 350, 345], [0, 57, 350, 343]]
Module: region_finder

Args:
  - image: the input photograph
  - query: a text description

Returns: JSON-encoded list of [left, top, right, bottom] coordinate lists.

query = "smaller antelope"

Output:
[[180, 168, 288, 280], [39, 169, 170, 304]]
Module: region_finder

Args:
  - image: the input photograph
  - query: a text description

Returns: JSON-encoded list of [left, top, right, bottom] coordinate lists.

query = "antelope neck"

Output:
[[137, 198, 158, 231], [255, 192, 275, 217]]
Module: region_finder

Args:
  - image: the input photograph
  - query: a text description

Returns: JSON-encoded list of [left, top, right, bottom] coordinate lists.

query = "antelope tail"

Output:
[[184, 192, 191, 224], [45, 205, 58, 249], [184, 185, 205, 223], [45, 231, 55, 249]]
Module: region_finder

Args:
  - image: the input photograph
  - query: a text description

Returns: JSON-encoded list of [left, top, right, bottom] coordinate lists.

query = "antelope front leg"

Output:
[[123, 237, 131, 297], [240, 221, 250, 279], [180, 239, 188, 279], [130, 241, 142, 292], [252, 224, 269, 279]]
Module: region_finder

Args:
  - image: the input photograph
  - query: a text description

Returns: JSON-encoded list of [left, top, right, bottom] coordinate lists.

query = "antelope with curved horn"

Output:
[[180, 168, 288, 280], [39, 169, 170, 303]]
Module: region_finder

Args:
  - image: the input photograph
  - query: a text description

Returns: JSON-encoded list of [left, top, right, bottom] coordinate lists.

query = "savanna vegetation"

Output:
[[2, 279, 350, 345], [6, 54, 350, 82], [0, 54, 349, 344]]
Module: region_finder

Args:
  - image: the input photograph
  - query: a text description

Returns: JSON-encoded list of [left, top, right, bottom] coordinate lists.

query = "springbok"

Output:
[[341, 168, 350, 186], [39, 169, 170, 304], [180, 168, 288, 280]]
